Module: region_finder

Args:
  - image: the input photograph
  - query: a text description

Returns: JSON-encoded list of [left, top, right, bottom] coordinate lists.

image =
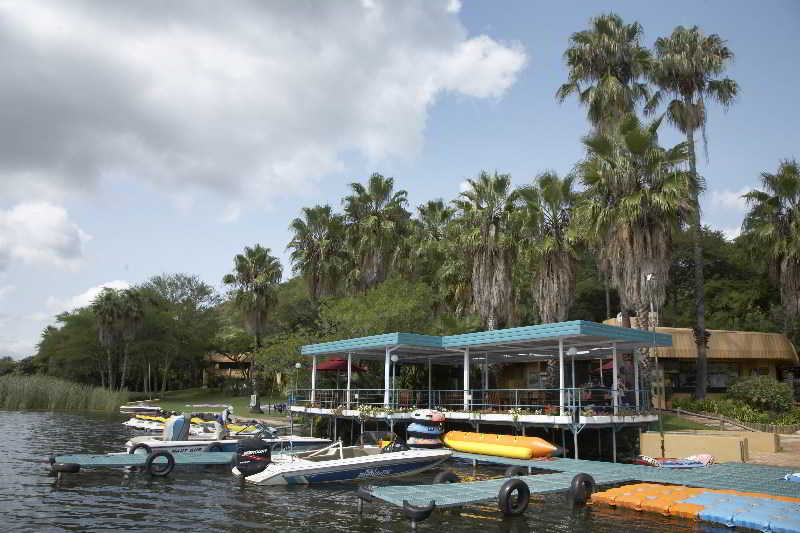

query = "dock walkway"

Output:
[[54, 452, 236, 468], [366, 453, 800, 510]]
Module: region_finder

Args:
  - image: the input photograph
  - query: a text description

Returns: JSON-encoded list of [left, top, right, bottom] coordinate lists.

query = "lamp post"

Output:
[[294, 362, 302, 399], [390, 354, 399, 408], [567, 347, 578, 409]]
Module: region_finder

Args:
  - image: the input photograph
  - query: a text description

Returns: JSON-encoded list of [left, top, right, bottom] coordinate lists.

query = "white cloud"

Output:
[[459, 180, 471, 193], [0, 202, 91, 271], [0, 1, 526, 209], [46, 280, 131, 314], [709, 187, 750, 212], [0, 285, 14, 299], [0, 336, 35, 359]]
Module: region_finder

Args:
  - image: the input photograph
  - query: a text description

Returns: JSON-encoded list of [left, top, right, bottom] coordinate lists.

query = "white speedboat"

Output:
[[125, 434, 330, 455], [233, 440, 452, 485]]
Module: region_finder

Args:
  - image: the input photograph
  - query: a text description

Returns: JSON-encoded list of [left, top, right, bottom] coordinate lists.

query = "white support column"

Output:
[[384, 347, 391, 407], [463, 347, 470, 411], [346, 352, 352, 409], [427, 358, 432, 408], [558, 338, 565, 416], [600, 358, 604, 386], [311, 355, 317, 402], [612, 343, 618, 416], [634, 351, 640, 411]]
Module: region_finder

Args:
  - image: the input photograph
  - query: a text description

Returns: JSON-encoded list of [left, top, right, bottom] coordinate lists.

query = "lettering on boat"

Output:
[[356, 468, 394, 479]]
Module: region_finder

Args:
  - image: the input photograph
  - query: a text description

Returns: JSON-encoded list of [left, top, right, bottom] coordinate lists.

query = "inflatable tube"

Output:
[[412, 409, 445, 423], [407, 437, 442, 447], [407, 423, 442, 435], [443, 431, 559, 459], [407, 431, 442, 440]]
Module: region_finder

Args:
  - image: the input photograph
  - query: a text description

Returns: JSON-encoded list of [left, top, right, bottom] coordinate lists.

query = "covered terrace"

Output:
[[292, 320, 672, 422]]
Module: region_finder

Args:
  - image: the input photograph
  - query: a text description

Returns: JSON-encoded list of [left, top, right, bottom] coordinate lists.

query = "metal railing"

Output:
[[288, 387, 652, 416]]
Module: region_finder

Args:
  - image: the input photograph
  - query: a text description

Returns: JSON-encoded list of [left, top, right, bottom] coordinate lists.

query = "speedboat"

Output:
[[124, 415, 330, 455], [233, 439, 452, 485]]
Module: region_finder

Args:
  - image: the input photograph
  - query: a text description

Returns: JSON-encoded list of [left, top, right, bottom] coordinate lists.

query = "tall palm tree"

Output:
[[575, 114, 694, 332], [518, 172, 578, 323], [223, 244, 282, 410], [742, 159, 800, 337], [342, 173, 410, 291], [92, 288, 123, 390], [404, 199, 454, 288], [647, 25, 738, 399], [117, 288, 143, 390], [556, 12, 651, 130], [454, 171, 519, 330], [287, 205, 346, 302]]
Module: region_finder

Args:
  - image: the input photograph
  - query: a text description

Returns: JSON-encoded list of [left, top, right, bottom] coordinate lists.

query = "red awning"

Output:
[[592, 360, 614, 372], [315, 357, 367, 373]]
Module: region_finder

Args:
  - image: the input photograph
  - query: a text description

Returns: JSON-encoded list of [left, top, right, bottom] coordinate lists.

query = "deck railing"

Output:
[[288, 387, 652, 416]]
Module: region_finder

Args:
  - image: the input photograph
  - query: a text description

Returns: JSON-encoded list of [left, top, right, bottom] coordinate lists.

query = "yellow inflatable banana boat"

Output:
[[443, 431, 560, 460]]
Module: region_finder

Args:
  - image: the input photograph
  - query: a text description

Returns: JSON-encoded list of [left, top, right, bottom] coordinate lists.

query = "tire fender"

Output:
[[567, 473, 595, 505], [129, 443, 152, 455], [432, 471, 459, 484], [145, 451, 176, 477], [497, 478, 530, 516], [403, 500, 436, 523], [504, 466, 528, 477]]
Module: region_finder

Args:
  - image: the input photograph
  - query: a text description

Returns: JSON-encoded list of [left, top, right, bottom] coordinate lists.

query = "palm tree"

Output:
[[518, 172, 578, 323], [556, 12, 651, 130], [742, 159, 800, 337], [287, 205, 346, 302], [575, 114, 694, 332], [117, 288, 143, 390], [223, 244, 282, 410], [454, 171, 519, 330], [342, 173, 410, 291], [92, 288, 123, 390], [404, 199, 454, 288], [647, 25, 738, 399]]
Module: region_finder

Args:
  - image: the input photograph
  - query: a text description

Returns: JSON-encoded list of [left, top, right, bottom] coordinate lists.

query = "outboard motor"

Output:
[[236, 438, 271, 477], [163, 414, 191, 441]]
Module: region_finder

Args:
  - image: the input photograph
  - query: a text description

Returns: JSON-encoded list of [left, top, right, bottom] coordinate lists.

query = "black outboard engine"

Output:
[[236, 438, 271, 476]]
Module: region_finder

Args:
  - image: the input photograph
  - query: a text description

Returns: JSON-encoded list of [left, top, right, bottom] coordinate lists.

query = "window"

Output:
[[526, 363, 546, 388]]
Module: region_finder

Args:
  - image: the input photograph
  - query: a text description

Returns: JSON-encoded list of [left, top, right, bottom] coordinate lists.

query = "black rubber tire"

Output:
[[567, 473, 595, 505], [432, 471, 459, 484], [497, 478, 530, 516], [129, 443, 152, 455], [204, 442, 224, 452], [403, 500, 436, 522], [504, 466, 528, 477], [145, 451, 175, 477], [52, 463, 80, 474]]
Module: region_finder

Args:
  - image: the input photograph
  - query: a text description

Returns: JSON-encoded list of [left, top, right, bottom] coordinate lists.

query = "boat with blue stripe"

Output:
[[233, 440, 451, 485]]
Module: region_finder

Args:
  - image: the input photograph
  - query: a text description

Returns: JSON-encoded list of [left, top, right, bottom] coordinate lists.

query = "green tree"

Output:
[[743, 160, 800, 337], [402, 199, 455, 300], [92, 288, 123, 390], [575, 114, 694, 331], [454, 171, 519, 330], [648, 25, 738, 399], [556, 12, 651, 130], [288, 205, 347, 302], [342, 173, 410, 291], [117, 288, 144, 390], [518, 171, 578, 323], [223, 245, 282, 409]]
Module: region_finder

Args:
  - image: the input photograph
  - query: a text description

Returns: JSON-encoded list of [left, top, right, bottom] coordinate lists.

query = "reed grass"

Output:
[[0, 375, 128, 412]]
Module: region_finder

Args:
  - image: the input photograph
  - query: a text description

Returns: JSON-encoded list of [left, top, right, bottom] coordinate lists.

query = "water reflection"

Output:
[[1, 411, 710, 532]]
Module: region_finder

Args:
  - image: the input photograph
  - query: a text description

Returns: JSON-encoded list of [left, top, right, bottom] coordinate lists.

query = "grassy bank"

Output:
[[0, 375, 129, 412], [141, 387, 288, 420]]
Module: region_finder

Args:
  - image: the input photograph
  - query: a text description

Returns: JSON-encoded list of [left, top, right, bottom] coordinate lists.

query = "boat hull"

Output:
[[240, 449, 451, 485], [125, 436, 330, 454]]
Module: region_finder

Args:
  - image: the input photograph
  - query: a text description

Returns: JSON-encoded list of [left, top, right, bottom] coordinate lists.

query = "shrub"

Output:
[[727, 376, 793, 413], [0, 375, 128, 412]]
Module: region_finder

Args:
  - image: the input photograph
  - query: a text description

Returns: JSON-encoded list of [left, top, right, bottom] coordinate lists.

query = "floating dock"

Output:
[[593, 483, 800, 532], [361, 452, 800, 528], [53, 452, 236, 468]]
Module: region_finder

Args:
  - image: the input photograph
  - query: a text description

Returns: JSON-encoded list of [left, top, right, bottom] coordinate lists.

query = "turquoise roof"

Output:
[[300, 320, 672, 363]]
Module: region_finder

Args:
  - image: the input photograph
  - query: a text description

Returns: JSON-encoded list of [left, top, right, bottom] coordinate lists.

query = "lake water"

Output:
[[0, 411, 724, 532]]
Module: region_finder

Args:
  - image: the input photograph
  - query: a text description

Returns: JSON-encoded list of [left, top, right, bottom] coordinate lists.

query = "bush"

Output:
[[727, 376, 793, 413]]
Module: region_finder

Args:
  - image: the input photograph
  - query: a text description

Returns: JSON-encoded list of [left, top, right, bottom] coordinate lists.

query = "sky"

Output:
[[1, 0, 798, 358]]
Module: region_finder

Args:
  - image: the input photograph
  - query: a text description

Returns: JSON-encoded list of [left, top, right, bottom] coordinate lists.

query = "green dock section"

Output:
[[54, 452, 236, 467], [366, 453, 800, 509]]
